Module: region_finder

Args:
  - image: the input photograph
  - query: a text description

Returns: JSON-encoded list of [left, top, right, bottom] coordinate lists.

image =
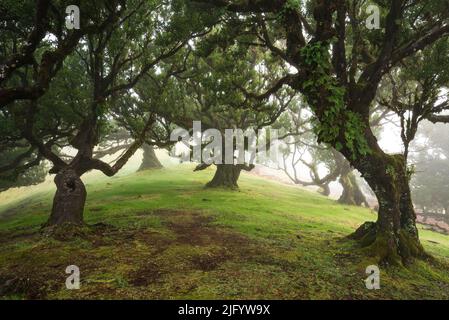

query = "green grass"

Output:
[[1, 164, 449, 299]]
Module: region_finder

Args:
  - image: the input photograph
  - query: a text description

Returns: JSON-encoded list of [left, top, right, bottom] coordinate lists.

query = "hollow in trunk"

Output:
[[46, 169, 86, 226]]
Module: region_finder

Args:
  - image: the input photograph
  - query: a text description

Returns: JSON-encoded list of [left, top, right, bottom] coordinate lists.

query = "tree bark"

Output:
[[46, 169, 86, 226], [348, 147, 425, 265], [338, 171, 369, 207], [318, 183, 331, 196], [138, 144, 162, 171], [206, 164, 242, 189]]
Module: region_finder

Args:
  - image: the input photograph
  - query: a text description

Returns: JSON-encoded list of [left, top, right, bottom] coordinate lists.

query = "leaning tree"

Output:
[[190, 0, 449, 264], [0, 1, 132, 193], [2, 0, 216, 226]]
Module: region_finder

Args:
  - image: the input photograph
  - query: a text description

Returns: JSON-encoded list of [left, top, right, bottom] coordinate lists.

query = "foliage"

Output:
[[300, 42, 371, 160], [0, 148, 47, 192]]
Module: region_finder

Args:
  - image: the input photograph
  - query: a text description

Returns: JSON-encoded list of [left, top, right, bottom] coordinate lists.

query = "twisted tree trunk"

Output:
[[338, 171, 369, 207], [296, 53, 425, 264], [46, 169, 86, 226], [348, 147, 425, 265], [138, 144, 162, 171], [206, 164, 242, 189]]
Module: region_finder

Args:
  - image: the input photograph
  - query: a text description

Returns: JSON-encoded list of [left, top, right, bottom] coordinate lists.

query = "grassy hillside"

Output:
[[1, 165, 449, 299]]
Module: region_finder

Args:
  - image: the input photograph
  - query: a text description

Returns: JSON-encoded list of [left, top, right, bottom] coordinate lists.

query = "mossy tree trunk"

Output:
[[138, 144, 162, 171], [201, 0, 443, 266], [338, 171, 368, 207], [293, 42, 425, 265], [46, 169, 86, 226], [346, 140, 425, 265], [206, 164, 242, 189]]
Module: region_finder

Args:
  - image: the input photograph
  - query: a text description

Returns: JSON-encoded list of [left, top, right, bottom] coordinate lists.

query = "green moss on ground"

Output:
[[0, 165, 449, 299]]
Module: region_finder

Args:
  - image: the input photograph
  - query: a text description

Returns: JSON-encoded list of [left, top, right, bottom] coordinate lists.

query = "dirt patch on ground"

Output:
[[127, 209, 263, 286], [0, 241, 103, 299], [190, 249, 232, 271], [128, 261, 164, 287], [0, 209, 268, 298], [0, 272, 62, 299], [153, 209, 257, 255]]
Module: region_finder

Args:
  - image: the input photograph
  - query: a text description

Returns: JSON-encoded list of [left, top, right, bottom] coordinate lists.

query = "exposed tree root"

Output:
[[349, 221, 429, 266]]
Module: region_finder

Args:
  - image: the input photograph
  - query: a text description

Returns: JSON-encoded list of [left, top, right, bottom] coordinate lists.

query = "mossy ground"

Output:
[[1, 164, 449, 299]]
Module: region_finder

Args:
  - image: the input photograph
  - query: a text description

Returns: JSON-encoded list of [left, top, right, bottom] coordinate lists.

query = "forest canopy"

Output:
[[1, 0, 449, 269]]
